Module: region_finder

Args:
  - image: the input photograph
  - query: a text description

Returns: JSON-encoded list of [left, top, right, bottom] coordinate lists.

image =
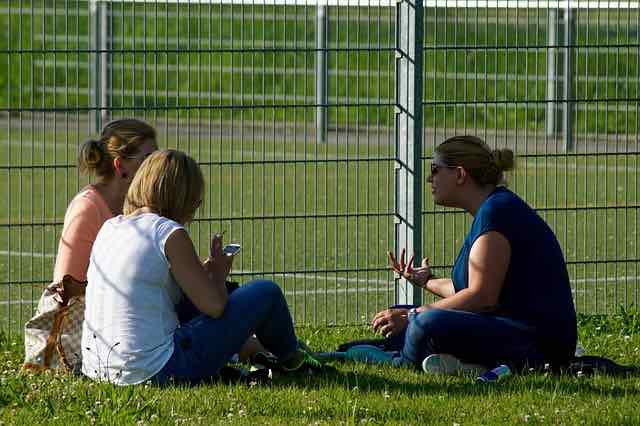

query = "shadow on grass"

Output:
[[263, 362, 640, 399]]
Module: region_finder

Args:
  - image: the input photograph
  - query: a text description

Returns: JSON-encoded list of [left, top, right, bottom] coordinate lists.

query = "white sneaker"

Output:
[[422, 353, 485, 376]]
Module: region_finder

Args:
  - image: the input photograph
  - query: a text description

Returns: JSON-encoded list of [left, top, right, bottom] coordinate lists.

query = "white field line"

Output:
[[0, 251, 55, 259], [3, 249, 639, 283], [2, 250, 639, 285], [1, 251, 638, 304]]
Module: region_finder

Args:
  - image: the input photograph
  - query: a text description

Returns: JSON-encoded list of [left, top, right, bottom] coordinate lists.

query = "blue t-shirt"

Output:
[[451, 187, 577, 359]]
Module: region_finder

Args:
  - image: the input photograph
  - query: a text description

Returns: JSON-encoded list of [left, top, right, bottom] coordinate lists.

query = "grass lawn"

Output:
[[1, 313, 640, 425], [2, 4, 638, 132], [1, 127, 639, 333]]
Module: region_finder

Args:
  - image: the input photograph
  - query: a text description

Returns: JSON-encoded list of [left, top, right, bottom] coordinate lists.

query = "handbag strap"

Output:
[[59, 274, 87, 305], [43, 306, 69, 368], [23, 275, 87, 372]]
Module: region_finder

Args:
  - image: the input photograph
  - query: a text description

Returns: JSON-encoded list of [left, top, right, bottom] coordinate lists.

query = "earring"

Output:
[[121, 173, 128, 179]]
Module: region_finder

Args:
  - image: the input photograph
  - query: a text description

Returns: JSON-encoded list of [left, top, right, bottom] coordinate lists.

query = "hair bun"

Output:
[[78, 139, 107, 174], [491, 148, 514, 172]]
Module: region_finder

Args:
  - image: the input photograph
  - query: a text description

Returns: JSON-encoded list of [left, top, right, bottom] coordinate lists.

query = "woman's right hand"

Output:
[[388, 249, 432, 288], [166, 230, 228, 318]]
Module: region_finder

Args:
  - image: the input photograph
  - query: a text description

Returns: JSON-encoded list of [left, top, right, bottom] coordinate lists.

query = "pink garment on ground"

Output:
[[53, 186, 114, 283]]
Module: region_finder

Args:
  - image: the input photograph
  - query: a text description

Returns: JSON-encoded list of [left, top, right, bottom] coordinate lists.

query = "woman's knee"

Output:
[[243, 279, 285, 302], [414, 308, 452, 329], [406, 308, 453, 343]]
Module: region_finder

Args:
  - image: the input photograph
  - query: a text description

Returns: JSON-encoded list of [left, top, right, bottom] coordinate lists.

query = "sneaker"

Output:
[[250, 351, 280, 370], [344, 345, 396, 365], [279, 340, 328, 373], [422, 353, 485, 376], [295, 340, 327, 373], [217, 365, 269, 385]]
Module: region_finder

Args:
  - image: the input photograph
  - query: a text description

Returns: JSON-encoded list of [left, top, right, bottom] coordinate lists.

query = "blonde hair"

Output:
[[124, 149, 204, 224], [78, 118, 157, 177], [435, 135, 514, 186]]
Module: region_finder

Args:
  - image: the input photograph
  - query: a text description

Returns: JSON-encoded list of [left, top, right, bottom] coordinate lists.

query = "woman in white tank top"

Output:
[[82, 149, 324, 385]]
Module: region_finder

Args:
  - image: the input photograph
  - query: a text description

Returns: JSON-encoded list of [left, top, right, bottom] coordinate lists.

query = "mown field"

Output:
[[1, 125, 638, 334], [1, 2, 639, 333], [0, 3, 638, 132], [1, 313, 640, 425]]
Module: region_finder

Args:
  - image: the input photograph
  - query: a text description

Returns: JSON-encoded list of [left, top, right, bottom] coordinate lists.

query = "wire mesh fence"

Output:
[[1, 1, 638, 336]]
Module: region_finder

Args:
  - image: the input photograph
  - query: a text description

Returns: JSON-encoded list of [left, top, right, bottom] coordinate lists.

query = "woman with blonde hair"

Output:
[[351, 135, 577, 374], [82, 149, 321, 385]]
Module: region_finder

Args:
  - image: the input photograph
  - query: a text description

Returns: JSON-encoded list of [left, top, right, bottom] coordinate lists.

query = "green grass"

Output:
[[1, 127, 639, 332], [1, 3, 638, 132], [1, 313, 640, 425]]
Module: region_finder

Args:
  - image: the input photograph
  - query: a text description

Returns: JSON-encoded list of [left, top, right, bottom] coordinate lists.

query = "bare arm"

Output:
[[165, 229, 229, 318], [388, 251, 454, 298], [424, 277, 455, 298], [418, 231, 510, 314]]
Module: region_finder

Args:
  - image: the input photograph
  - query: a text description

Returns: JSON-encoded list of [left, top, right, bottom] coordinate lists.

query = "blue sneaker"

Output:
[[344, 345, 396, 365]]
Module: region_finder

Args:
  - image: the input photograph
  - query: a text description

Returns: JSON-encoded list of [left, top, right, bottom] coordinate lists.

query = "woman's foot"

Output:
[[238, 335, 268, 362], [421, 353, 485, 376], [255, 340, 327, 374]]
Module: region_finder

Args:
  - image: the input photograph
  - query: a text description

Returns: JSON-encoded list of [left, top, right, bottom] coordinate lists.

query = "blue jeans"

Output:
[[387, 306, 544, 370], [152, 280, 298, 385]]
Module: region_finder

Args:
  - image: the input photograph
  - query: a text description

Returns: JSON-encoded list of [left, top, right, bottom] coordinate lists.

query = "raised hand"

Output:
[[388, 249, 432, 288], [210, 232, 224, 259], [205, 232, 233, 282]]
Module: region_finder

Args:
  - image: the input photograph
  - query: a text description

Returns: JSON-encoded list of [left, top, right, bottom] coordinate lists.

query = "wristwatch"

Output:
[[408, 307, 419, 322]]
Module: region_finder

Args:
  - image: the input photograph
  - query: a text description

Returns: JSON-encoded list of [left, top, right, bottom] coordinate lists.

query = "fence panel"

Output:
[[1, 1, 638, 336], [1, 1, 398, 336], [421, 3, 639, 315]]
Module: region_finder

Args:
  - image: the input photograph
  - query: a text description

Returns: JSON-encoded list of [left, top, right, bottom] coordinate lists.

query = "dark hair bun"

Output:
[[491, 148, 515, 172], [78, 139, 108, 175]]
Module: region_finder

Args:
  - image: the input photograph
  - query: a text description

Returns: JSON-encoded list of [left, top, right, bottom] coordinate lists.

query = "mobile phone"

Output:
[[222, 243, 241, 256]]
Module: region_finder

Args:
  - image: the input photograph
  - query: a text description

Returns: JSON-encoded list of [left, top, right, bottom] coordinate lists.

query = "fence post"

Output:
[[89, 0, 109, 134], [546, 9, 560, 136], [394, 0, 424, 306], [316, 5, 327, 144], [562, 6, 576, 152]]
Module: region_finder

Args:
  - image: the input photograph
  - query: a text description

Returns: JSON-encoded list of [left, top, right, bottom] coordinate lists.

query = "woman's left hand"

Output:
[[210, 232, 224, 258], [371, 308, 409, 337], [388, 249, 432, 288], [205, 232, 233, 281]]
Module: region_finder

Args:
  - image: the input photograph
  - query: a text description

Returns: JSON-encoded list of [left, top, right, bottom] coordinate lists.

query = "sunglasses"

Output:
[[124, 151, 154, 162], [430, 163, 457, 176]]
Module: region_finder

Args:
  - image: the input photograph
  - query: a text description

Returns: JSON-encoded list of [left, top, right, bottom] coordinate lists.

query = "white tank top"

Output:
[[82, 212, 184, 385]]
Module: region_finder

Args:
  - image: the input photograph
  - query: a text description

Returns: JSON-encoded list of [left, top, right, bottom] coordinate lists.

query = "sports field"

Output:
[[1, 4, 638, 132], [1, 3, 639, 333], [1, 4, 639, 425], [1, 314, 640, 425], [1, 121, 638, 335]]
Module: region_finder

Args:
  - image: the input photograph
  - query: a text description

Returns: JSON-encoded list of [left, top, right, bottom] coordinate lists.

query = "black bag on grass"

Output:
[[562, 355, 640, 377]]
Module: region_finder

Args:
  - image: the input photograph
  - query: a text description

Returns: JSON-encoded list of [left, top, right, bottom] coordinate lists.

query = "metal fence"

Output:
[[1, 1, 638, 336]]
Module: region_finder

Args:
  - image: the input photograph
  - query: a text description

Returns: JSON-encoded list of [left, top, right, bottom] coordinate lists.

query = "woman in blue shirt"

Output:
[[364, 135, 577, 373]]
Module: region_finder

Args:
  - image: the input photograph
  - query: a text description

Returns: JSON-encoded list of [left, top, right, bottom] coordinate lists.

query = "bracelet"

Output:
[[420, 272, 435, 289]]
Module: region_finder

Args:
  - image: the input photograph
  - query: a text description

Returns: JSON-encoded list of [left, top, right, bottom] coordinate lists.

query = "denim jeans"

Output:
[[152, 279, 298, 385], [386, 306, 544, 370]]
